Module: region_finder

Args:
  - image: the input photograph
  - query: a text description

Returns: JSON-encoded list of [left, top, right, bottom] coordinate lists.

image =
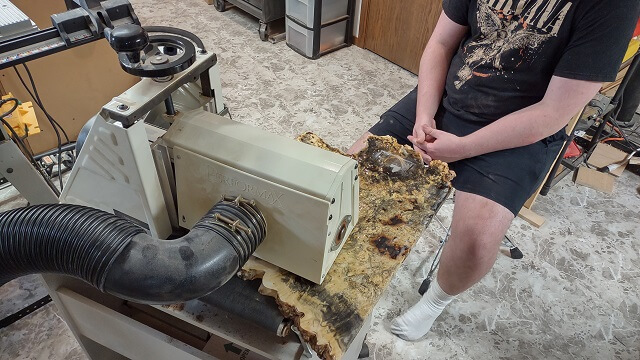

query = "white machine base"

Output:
[[43, 274, 370, 360]]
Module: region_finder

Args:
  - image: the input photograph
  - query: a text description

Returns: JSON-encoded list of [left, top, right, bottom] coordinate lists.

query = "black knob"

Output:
[[104, 24, 149, 63]]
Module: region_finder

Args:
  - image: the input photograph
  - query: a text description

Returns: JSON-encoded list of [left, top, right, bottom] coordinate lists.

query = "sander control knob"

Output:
[[105, 24, 149, 64], [105, 25, 197, 78]]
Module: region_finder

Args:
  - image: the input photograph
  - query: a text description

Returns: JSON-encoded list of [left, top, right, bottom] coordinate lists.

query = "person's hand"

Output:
[[408, 117, 437, 162], [410, 125, 472, 163]]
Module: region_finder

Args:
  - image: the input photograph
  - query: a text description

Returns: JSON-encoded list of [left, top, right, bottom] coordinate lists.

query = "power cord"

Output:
[[601, 93, 640, 151], [0, 98, 60, 196], [19, 64, 70, 142], [13, 64, 68, 190]]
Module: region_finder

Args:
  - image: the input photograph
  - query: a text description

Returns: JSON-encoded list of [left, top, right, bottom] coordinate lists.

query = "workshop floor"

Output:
[[1, 0, 640, 359]]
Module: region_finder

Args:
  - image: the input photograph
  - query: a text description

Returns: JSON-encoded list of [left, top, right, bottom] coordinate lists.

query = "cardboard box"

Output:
[[586, 143, 630, 177], [575, 167, 615, 194]]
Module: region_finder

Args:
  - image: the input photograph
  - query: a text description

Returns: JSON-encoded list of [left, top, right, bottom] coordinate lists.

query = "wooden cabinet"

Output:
[[358, 0, 442, 74]]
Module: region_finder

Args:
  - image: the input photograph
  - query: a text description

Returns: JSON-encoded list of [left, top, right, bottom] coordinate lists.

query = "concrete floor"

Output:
[[1, 0, 640, 359]]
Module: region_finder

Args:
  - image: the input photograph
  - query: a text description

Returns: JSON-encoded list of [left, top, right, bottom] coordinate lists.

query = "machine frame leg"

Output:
[[0, 139, 59, 205]]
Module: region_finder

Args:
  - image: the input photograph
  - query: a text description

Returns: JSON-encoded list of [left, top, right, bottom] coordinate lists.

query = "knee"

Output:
[[451, 231, 502, 262], [347, 132, 373, 155]]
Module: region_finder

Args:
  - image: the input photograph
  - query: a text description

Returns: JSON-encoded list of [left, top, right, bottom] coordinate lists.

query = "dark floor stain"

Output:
[[370, 235, 408, 259], [195, 314, 204, 322]]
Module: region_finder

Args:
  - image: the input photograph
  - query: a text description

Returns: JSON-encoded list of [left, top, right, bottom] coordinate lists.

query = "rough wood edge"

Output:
[[518, 206, 545, 228]]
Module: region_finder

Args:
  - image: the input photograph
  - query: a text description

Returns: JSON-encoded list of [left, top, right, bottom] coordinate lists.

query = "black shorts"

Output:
[[369, 87, 566, 216]]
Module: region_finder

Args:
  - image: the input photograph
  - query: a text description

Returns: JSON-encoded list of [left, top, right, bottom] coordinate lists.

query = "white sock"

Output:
[[390, 279, 455, 341]]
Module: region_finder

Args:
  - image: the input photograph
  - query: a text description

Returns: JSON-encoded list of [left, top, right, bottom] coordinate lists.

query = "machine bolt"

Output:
[[354, 175, 358, 180], [6, 168, 13, 173], [117, 104, 130, 111], [331, 198, 335, 204], [150, 55, 169, 65], [153, 75, 173, 83], [224, 195, 255, 207], [354, 163, 358, 169], [198, 49, 207, 55], [328, 214, 333, 221], [215, 213, 251, 233], [182, 215, 186, 222]]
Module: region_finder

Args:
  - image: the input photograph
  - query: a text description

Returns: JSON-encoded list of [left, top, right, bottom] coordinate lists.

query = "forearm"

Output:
[[462, 103, 567, 157], [416, 42, 455, 121], [462, 77, 602, 158]]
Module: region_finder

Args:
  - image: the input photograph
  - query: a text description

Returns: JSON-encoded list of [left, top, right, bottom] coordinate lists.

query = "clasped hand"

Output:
[[408, 122, 471, 164]]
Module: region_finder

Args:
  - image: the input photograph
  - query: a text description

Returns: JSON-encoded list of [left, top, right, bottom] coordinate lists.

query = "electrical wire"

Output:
[[12, 66, 69, 142], [613, 100, 640, 149], [593, 91, 640, 152], [13, 64, 67, 190], [606, 122, 624, 136], [0, 98, 60, 196], [21, 64, 65, 190], [602, 137, 625, 143], [603, 120, 640, 151], [20, 64, 69, 142]]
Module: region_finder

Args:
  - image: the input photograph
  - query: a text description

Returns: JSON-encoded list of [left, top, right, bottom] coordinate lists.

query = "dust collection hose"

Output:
[[0, 197, 266, 304]]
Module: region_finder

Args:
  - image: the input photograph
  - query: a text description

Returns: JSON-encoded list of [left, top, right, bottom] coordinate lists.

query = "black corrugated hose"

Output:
[[0, 198, 265, 304]]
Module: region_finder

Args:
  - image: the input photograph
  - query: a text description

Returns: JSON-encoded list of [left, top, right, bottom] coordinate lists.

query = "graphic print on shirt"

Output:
[[455, 0, 572, 89]]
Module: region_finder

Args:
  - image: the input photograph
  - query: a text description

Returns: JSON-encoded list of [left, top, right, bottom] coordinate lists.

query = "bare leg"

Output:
[[437, 190, 514, 295], [347, 132, 373, 155], [391, 190, 514, 340]]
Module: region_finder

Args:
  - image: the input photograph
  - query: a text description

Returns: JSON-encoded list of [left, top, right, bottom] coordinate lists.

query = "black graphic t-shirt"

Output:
[[441, 0, 640, 123]]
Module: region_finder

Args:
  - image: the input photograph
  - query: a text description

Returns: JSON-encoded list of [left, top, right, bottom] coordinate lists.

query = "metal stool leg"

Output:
[[418, 220, 451, 295], [418, 217, 450, 295], [502, 235, 524, 259], [417, 189, 453, 296]]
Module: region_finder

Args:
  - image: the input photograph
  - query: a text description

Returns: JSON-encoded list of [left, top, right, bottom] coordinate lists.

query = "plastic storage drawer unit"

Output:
[[285, 0, 349, 28], [286, 16, 348, 59]]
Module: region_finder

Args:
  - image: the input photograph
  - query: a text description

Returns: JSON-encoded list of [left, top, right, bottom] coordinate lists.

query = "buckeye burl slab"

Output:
[[241, 134, 454, 360]]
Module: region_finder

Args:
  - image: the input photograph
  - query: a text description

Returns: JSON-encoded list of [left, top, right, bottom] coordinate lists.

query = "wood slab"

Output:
[[518, 206, 546, 228], [241, 135, 454, 360]]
